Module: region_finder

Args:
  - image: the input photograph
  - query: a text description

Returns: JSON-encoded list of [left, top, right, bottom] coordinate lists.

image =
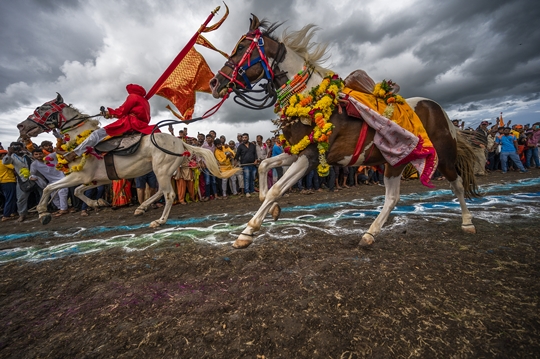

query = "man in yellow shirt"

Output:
[[0, 149, 18, 221], [214, 138, 237, 198]]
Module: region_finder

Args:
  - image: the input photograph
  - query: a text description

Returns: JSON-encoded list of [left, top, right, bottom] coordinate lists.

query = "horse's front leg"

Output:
[[360, 165, 405, 247], [448, 175, 476, 234], [257, 153, 298, 201], [234, 155, 310, 249], [38, 175, 85, 225]]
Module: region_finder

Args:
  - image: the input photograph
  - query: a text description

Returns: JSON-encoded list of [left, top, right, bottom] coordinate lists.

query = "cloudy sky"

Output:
[[1, 0, 539, 148]]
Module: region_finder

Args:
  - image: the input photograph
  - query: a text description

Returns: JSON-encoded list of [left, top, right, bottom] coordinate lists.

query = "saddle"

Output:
[[95, 132, 144, 155], [94, 132, 145, 180]]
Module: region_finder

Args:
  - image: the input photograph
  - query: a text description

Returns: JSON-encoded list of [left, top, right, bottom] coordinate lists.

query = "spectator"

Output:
[[255, 135, 269, 162], [235, 133, 243, 148], [174, 154, 197, 205], [235, 133, 258, 197], [135, 171, 160, 207], [272, 136, 284, 181], [29, 147, 69, 217], [200, 134, 217, 201], [486, 125, 499, 172], [80, 185, 106, 216], [111, 179, 132, 208], [524, 124, 540, 168], [265, 138, 275, 188], [494, 127, 527, 173], [228, 141, 244, 196], [214, 138, 237, 198], [2, 142, 37, 222], [0, 149, 17, 222]]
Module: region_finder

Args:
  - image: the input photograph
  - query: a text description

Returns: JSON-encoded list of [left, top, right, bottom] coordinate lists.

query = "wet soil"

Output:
[[1, 170, 539, 358]]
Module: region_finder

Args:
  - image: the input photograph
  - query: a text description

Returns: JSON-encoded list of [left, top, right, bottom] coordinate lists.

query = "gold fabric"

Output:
[[156, 48, 215, 119], [342, 88, 434, 149]]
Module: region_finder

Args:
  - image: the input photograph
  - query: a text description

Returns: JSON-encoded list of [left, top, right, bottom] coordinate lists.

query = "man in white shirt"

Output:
[[29, 147, 69, 216]]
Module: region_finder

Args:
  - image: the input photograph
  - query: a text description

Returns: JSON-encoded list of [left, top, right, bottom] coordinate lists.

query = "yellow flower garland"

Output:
[[276, 73, 344, 176], [55, 129, 94, 175], [372, 79, 405, 119]]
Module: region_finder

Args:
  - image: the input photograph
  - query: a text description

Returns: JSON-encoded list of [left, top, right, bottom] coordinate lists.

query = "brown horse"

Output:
[[209, 15, 479, 249]]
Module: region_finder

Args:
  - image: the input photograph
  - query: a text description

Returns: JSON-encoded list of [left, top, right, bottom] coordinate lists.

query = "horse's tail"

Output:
[[183, 143, 240, 179], [455, 132, 481, 198]]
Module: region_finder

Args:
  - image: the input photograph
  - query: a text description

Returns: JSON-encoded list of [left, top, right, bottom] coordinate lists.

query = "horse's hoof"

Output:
[[461, 224, 476, 234], [97, 198, 110, 207], [40, 213, 52, 225], [359, 233, 375, 247], [271, 204, 281, 221], [134, 209, 145, 216], [149, 221, 162, 228], [233, 239, 253, 249]]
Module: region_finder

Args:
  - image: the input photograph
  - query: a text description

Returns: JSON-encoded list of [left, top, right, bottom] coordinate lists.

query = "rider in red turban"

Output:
[[64, 84, 158, 162]]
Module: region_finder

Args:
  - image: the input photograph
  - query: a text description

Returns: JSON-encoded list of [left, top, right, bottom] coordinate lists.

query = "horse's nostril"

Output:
[[17, 124, 24, 130], [210, 78, 217, 89]]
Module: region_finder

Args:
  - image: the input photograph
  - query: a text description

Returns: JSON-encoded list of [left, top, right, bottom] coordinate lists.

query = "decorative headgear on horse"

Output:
[[28, 93, 67, 132], [218, 28, 274, 90]]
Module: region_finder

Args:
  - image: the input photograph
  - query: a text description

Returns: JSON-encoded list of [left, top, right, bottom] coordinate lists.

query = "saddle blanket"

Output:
[[340, 88, 437, 187]]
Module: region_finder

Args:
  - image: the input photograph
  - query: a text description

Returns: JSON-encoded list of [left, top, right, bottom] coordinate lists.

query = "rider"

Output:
[[64, 84, 156, 162]]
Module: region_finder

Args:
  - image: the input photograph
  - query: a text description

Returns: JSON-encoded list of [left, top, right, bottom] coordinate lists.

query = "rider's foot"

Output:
[[63, 152, 77, 162]]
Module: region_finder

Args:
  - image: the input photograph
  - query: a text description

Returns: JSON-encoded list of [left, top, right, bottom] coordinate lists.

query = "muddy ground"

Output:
[[1, 170, 539, 358]]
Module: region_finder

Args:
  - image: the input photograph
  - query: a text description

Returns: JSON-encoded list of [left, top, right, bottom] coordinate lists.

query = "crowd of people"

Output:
[[0, 127, 386, 223], [1, 119, 539, 224], [453, 119, 540, 176]]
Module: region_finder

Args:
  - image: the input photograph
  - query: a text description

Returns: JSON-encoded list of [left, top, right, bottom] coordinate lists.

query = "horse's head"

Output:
[[209, 15, 284, 99], [17, 93, 69, 138]]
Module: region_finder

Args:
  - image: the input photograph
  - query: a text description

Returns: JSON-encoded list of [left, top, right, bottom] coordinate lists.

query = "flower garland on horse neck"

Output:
[[275, 72, 344, 176], [44, 129, 98, 175]]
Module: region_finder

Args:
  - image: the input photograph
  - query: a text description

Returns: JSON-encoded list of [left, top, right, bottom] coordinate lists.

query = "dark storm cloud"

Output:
[[0, 0, 104, 94]]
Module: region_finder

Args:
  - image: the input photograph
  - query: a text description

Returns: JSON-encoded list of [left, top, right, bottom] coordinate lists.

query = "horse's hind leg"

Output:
[[134, 189, 163, 215], [449, 176, 476, 233], [360, 165, 405, 247], [148, 173, 176, 228]]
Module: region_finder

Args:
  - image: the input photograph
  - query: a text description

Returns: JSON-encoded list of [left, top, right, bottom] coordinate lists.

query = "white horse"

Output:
[[17, 94, 237, 227]]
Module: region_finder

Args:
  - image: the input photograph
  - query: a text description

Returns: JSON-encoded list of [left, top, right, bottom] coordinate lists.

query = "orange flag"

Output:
[[498, 112, 504, 127], [155, 47, 215, 120]]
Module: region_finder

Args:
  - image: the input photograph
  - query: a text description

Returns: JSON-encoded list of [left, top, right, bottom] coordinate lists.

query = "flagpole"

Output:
[[145, 6, 220, 100]]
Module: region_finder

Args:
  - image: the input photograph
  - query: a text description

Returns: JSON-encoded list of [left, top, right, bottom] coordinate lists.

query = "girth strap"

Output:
[[347, 121, 370, 166], [104, 153, 120, 180]]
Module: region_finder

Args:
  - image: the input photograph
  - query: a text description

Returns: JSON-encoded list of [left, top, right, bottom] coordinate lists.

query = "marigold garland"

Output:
[[373, 79, 405, 119], [49, 129, 94, 175], [275, 72, 343, 176]]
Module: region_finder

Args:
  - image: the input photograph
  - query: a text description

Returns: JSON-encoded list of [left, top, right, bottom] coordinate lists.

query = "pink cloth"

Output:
[[342, 94, 437, 187]]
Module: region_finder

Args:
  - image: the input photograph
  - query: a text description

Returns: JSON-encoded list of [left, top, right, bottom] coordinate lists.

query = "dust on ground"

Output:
[[1, 170, 539, 358]]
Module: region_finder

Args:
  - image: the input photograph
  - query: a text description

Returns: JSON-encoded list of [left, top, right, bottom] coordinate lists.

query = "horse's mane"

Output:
[[67, 104, 100, 128], [260, 20, 330, 74]]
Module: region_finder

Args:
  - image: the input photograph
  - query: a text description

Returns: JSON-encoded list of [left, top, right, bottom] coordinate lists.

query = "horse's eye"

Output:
[[237, 45, 244, 52]]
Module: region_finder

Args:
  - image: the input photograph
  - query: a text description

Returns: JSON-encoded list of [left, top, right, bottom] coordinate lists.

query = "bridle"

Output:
[[27, 98, 68, 133], [27, 97, 100, 133], [218, 28, 287, 110]]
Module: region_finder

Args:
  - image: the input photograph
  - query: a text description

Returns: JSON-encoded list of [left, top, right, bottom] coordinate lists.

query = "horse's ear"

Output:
[[56, 92, 63, 104], [249, 14, 260, 31]]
